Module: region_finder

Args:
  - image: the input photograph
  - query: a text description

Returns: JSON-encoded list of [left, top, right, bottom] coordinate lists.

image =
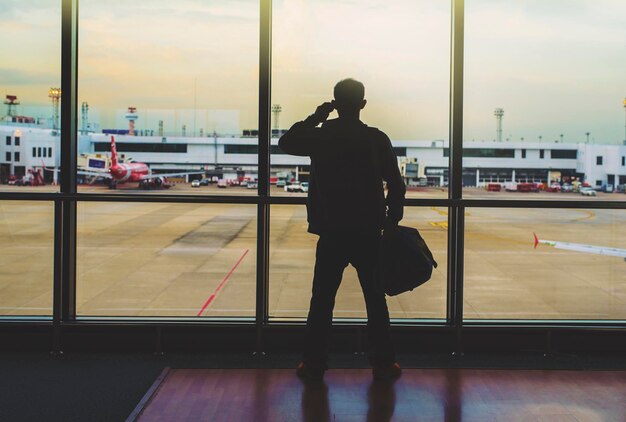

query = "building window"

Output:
[[48, 147, 52, 157], [14, 152, 20, 162], [43, 148, 47, 158], [539, 149, 544, 159], [224, 145, 286, 155], [596, 156, 603, 165], [37, 147, 42, 157], [14, 137, 20, 146], [595, 180, 602, 186], [443, 148, 515, 158], [393, 147, 407, 157], [551, 149, 577, 159], [94, 142, 187, 153], [521, 149, 526, 159], [5, 136, 10, 146], [622, 156, 625, 166], [5, 152, 10, 162], [32, 147, 36, 157]]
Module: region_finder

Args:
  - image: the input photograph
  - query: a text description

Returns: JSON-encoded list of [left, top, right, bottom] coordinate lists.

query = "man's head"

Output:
[[332, 78, 366, 116]]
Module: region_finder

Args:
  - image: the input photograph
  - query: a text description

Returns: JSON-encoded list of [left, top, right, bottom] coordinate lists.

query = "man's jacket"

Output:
[[278, 116, 406, 235]]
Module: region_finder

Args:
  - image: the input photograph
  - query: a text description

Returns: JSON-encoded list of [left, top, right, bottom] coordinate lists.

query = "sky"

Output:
[[1, 0, 625, 144]]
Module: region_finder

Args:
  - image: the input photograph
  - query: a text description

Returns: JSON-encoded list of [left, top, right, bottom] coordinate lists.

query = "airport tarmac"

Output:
[[0, 187, 623, 321]]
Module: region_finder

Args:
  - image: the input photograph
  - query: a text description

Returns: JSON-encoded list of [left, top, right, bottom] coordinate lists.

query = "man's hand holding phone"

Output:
[[312, 102, 335, 124]]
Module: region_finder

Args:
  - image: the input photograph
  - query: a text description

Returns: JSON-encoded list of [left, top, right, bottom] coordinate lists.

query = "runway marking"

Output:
[[431, 207, 470, 217], [196, 248, 249, 317], [573, 210, 596, 221], [430, 221, 448, 229]]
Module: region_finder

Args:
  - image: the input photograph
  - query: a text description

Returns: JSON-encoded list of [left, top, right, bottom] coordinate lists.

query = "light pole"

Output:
[[539, 135, 542, 143], [585, 132, 590, 144], [559, 133, 564, 143], [623, 98, 626, 144], [48, 88, 61, 131]]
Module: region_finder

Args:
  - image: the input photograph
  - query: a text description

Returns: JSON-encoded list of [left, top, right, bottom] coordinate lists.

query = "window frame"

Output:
[[0, 0, 623, 356]]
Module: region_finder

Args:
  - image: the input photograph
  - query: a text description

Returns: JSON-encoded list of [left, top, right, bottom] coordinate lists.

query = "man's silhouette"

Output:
[[279, 78, 406, 381]]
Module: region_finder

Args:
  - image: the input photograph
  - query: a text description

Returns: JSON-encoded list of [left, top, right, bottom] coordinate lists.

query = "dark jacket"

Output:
[[278, 116, 406, 235]]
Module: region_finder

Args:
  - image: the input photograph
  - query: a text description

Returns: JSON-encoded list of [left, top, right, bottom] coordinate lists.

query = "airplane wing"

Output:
[[533, 232, 626, 259], [78, 170, 113, 179], [139, 171, 205, 180]]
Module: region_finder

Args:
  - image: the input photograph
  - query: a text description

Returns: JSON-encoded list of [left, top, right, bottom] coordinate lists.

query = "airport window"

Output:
[[539, 150, 545, 159], [48, 147, 52, 157], [596, 180, 602, 186], [32, 147, 36, 157], [37, 147, 42, 157], [521, 149, 526, 159], [43, 148, 47, 158], [596, 156, 603, 165], [551, 149, 577, 159], [14, 137, 20, 146], [5, 152, 10, 162], [622, 156, 625, 166], [93, 142, 187, 154], [5, 136, 10, 146], [14, 152, 19, 162]]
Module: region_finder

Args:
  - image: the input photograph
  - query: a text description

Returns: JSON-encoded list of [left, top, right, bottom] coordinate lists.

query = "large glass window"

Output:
[[272, 0, 451, 198], [0, 1, 60, 191], [77, 202, 256, 317], [77, 0, 259, 195], [269, 205, 447, 320], [464, 0, 626, 199], [464, 208, 626, 320], [0, 201, 53, 316]]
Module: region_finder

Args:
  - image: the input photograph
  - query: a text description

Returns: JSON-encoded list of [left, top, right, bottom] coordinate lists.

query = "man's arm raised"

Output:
[[278, 102, 334, 156]]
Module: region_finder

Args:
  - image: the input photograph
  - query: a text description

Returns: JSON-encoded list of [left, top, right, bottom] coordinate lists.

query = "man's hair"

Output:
[[333, 78, 365, 108]]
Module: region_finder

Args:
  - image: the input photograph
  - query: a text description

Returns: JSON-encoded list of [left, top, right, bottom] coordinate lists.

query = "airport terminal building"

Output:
[[1, 123, 625, 188]]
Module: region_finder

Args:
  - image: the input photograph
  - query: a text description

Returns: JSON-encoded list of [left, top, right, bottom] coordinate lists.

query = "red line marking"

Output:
[[196, 249, 249, 317]]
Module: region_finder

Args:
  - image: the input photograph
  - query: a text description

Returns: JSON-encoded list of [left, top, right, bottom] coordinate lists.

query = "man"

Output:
[[278, 78, 406, 381]]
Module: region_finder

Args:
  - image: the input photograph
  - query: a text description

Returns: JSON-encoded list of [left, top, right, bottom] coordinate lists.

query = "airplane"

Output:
[[533, 232, 626, 261], [79, 135, 204, 189]]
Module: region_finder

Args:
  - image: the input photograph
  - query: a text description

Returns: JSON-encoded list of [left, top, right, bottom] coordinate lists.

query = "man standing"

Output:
[[279, 78, 406, 381]]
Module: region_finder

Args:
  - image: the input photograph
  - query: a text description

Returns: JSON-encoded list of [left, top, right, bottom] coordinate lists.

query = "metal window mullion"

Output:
[[256, 0, 272, 352], [447, 0, 465, 348], [60, 0, 79, 321]]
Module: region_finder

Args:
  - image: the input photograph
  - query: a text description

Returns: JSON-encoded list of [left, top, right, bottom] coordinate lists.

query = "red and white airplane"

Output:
[[533, 232, 626, 261], [79, 135, 204, 189]]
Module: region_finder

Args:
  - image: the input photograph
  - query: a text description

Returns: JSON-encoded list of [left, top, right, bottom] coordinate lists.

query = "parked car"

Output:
[[285, 182, 304, 192], [300, 182, 309, 193], [217, 179, 227, 188], [560, 184, 573, 193], [276, 180, 286, 188], [199, 178, 210, 186], [601, 184, 614, 193], [191, 179, 201, 187], [246, 181, 258, 189], [580, 187, 597, 196]]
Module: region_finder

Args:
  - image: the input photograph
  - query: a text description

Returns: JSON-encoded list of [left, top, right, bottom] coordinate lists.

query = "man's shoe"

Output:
[[372, 362, 402, 381], [296, 362, 325, 382]]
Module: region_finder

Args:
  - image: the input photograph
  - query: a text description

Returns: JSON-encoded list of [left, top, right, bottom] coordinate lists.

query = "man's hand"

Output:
[[312, 102, 335, 124]]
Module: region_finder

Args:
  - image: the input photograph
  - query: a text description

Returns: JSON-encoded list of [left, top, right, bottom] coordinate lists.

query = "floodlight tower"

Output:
[[272, 104, 282, 131], [48, 88, 61, 130], [623, 98, 626, 144], [4, 95, 19, 118], [125, 106, 138, 136], [81, 102, 89, 134], [494, 108, 504, 142]]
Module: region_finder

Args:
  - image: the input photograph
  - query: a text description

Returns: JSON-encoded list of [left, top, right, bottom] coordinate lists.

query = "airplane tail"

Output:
[[533, 232, 539, 249], [110, 135, 119, 168]]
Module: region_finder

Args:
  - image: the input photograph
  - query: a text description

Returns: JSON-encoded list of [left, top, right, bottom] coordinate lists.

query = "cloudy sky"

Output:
[[1, 0, 625, 144]]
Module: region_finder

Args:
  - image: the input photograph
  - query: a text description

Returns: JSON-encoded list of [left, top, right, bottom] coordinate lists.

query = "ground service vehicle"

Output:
[[191, 179, 200, 187], [580, 187, 597, 196]]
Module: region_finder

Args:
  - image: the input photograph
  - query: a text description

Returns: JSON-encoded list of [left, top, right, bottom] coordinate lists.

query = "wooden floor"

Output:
[[133, 368, 626, 422]]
